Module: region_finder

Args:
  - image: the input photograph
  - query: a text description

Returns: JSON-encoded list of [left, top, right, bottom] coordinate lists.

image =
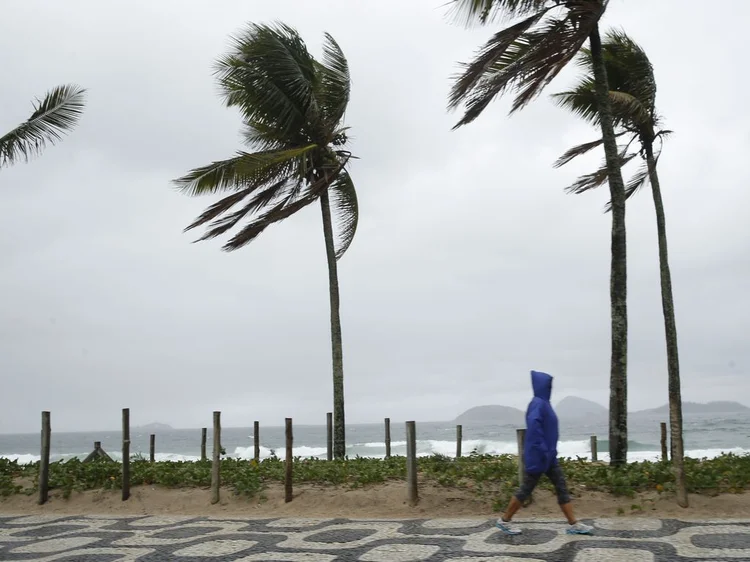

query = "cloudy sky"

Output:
[[0, 0, 747, 433]]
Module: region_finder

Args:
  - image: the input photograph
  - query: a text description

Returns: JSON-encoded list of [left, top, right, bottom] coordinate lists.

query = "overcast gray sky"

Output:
[[1, 0, 747, 433]]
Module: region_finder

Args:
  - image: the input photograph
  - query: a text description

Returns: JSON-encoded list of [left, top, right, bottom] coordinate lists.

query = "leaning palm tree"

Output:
[[0, 85, 86, 169], [448, 0, 630, 466], [173, 23, 357, 459], [552, 30, 687, 506]]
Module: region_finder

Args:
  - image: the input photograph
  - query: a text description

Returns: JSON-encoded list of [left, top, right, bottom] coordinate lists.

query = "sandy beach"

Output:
[[2, 482, 749, 520]]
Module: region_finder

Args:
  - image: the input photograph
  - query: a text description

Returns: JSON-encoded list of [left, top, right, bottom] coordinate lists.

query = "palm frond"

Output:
[[564, 150, 638, 195], [327, 169, 358, 260], [607, 91, 651, 126], [214, 22, 318, 143], [0, 84, 86, 168], [449, 0, 551, 25], [316, 32, 350, 131], [551, 78, 599, 125], [172, 145, 316, 196], [220, 171, 336, 252], [188, 177, 294, 237], [555, 28, 657, 131], [448, 9, 548, 112], [450, 1, 604, 127], [553, 137, 604, 168], [603, 161, 651, 212]]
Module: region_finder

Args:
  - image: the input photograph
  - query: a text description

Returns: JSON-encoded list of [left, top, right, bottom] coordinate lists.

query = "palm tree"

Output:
[[447, 0, 630, 466], [1, 85, 86, 169], [173, 23, 357, 459], [552, 30, 687, 506]]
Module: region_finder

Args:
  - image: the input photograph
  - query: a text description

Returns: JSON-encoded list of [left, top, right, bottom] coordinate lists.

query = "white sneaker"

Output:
[[566, 521, 594, 535], [495, 519, 522, 535]]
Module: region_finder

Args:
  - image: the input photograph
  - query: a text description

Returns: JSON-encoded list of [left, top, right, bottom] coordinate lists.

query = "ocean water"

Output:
[[1, 413, 749, 465]]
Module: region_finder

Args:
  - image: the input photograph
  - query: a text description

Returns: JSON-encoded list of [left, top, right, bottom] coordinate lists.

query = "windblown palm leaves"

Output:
[[448, 0, 608, 126], [173, 23, 358, 258], [552, 30, 671, 207], [0, 85, 86, 169]]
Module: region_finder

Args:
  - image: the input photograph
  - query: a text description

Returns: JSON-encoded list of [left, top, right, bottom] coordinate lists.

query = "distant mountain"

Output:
[[555, 396, 607, 419], [633, 401, 750, 416], [454, 405, 524, 425], [134, 422, 173, 431]]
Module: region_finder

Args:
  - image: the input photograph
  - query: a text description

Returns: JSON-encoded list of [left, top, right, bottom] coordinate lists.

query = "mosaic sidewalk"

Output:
[[1, 515, 750, 561]]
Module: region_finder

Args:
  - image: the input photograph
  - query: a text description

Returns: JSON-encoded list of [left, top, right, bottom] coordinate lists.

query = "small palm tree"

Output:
[[552, 30, 687, 506], [0, 85, 86, 169], [173, 23, 357, 459], [447, 0, 630, 465]]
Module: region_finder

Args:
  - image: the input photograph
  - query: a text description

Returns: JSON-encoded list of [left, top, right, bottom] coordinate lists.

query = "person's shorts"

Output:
[[515, 464, 571, 505]]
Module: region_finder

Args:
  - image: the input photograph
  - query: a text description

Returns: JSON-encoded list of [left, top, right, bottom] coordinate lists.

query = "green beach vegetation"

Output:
[[3, 453, 749, 512]]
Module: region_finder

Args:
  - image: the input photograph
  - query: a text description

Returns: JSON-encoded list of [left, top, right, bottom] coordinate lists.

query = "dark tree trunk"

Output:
[[589, 24, 629, 467], [644, 140, 688, 507], [320, 190, 346, 459]]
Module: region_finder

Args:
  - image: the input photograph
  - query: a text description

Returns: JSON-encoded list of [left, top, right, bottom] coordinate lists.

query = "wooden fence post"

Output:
[[201, 428, 207, 462], [384, 417, 391, 459], [660, 422, 668, 461], [516, 428, 526, 484], [150, 434, 155, 463], [38, 411, 51, 505], [326, 412, 333, 461], [456, 424, 463, 458], [122, 408, 130, 501], [285, 417, 293, 503], [590, 435, 598, 462], [211, 412, 221, 504], [253, 421, 260, 463], [406, 420, 418, 506]]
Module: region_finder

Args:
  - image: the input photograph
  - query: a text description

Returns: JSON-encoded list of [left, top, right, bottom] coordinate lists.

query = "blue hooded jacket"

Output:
[[523, 370, 559, 474]]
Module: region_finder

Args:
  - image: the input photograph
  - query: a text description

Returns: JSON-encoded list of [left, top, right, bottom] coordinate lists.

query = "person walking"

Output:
[[496, 370, 594, 536]]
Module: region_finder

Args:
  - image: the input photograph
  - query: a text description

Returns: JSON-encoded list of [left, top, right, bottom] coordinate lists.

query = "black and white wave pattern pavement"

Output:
[[1, 515, 750, 561]]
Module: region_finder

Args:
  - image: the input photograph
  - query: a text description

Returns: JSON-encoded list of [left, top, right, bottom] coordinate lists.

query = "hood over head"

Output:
[[531, 370, 553, 401]]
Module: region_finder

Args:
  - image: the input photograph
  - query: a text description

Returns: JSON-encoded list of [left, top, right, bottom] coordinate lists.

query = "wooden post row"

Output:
[[122, 408, 130, 501], [38, 411, 51, 505], [456, 424, 463, 458], [384, 417, 391, 459], [326, 412, 333, 461], [285, 418, 293, 503], [590, 435, 598, 462], [211, 412, 221, 504], [150, 434, 155, 463], [201, 427, 207, 462], [406, 420, 418, 506], [660, 422, 668, 461], [253, 421, 260, 463]]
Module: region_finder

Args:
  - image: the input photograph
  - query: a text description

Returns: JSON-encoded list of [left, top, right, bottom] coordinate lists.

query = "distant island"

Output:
[[134, 422, 174, 431], [454, 398, 750, 423]]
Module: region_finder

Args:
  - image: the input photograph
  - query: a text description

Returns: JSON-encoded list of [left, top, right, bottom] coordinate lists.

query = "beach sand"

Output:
[[2, 482, 749, 519]]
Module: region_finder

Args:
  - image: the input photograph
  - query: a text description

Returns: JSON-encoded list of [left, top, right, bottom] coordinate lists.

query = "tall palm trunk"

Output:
[[644, 140, 688, 506], [589, 24, 629, 467], [319, 190, 346, 459]]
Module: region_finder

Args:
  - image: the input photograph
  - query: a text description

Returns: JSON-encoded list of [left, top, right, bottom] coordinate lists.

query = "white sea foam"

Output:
[[2, 441, 747, 465]]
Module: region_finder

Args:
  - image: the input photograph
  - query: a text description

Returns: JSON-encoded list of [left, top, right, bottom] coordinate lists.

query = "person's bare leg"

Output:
[[559, 502, 577, 525], [502, 496, 522, 522]]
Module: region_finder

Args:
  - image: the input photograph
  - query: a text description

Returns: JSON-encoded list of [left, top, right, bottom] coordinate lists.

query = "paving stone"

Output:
[[596, 518, 663, 531], [691, 532, 750, 550], [305, 528, 377, 543], [9, 536, 100, 553], [573, 547, 655, 561], [9, 524, 87, 538], [1, 515, 750, 561], [359, 543, 441, 561], [421, 518, 486, 529], [171, 539, 258, 556]]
